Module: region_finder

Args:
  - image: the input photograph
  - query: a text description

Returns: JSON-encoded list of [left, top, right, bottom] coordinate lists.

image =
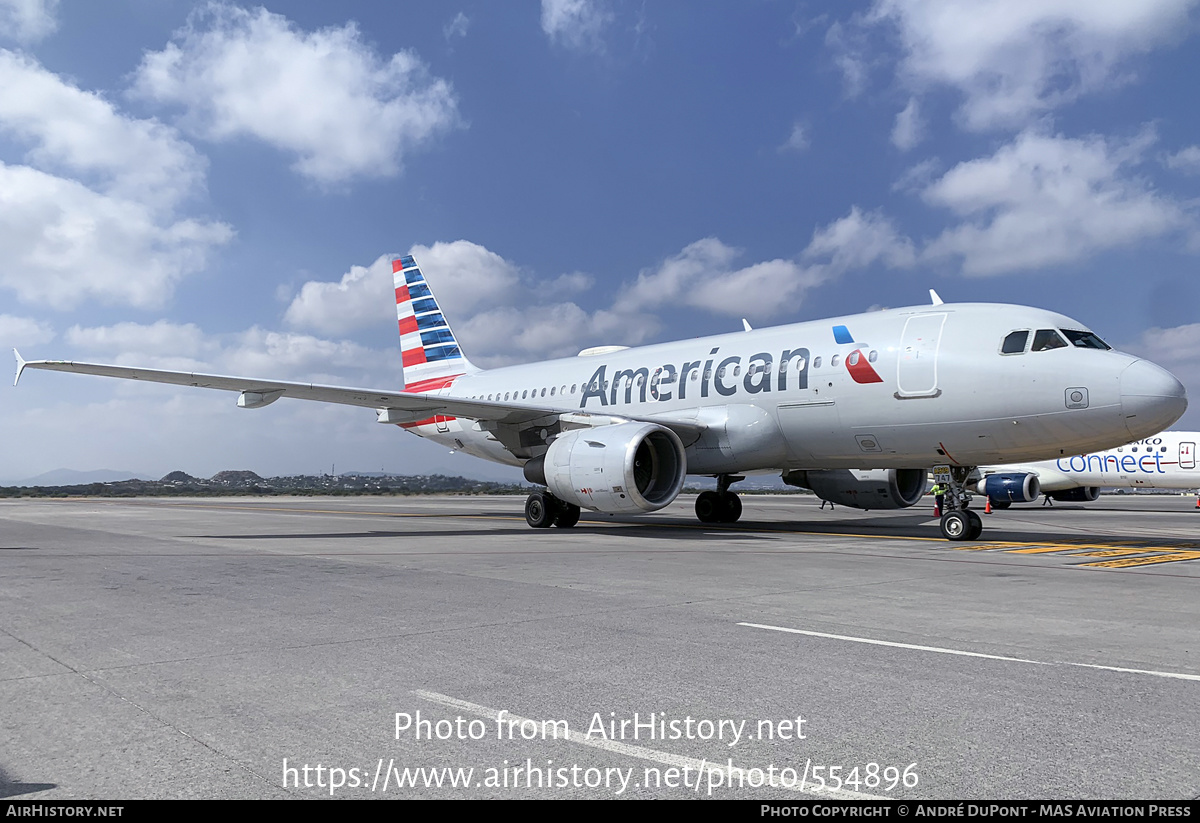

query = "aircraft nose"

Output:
[[1120, 359, 1188, 438]]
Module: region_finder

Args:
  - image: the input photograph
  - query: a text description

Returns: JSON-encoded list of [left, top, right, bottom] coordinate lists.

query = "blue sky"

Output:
[[2, 0, 1199, 483]]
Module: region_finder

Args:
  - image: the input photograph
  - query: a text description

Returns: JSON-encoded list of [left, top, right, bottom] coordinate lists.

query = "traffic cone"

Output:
[[934, 503, 941, 517], [985, 497, 992, 514], [1194, 497, 1199, 510]]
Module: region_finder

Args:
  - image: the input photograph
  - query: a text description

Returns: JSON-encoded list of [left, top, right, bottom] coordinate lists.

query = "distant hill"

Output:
[[160, 471, 198, 483], [17, 469, 152, 486], [210, 470, 264, 484]]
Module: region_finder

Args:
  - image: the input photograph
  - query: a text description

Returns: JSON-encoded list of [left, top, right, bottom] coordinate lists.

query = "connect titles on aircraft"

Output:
[[971, 431, 1199, 507], [14, 254, 1188, 541]]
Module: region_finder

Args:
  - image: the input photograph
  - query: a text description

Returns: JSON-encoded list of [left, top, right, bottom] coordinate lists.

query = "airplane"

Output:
[[13, 254, 1188, 541], [970, 431, 1199, 507]]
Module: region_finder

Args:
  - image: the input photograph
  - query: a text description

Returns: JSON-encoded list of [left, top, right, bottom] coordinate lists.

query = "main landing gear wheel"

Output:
[[695, 490, 742, 524], [940, 509, 983, 541], [525, 490, 581, 529], [525, 491, 555, 528], [554, 502, 581, 528]]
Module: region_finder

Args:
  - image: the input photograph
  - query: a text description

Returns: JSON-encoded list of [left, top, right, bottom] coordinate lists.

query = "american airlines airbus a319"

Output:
[[14, 254, 1188, 541]]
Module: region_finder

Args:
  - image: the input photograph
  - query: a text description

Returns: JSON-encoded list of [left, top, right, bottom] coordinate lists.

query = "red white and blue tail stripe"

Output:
[[394, 255, 477, 391]]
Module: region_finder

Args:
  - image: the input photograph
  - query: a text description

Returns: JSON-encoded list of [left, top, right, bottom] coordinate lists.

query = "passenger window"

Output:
[[540, 388, 546, 397], [868, 350, 877, 363], [813, 357, 822, 369], [571, 384, 577, 393], [848, 352, 859, 366], [550, 387, 555, 396], [831, 355, 841, 367], [1001, 330, 1029, 354], [1031, 329, 1067, 351]]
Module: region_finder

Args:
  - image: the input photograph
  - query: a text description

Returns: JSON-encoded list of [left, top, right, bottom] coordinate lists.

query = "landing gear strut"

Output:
[[936, 465, 983, 541], [695, 474, 744, 524], [525, 490, 581, 529]]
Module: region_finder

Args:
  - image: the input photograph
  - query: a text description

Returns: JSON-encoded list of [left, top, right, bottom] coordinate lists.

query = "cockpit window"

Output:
[[1001, 330, 1029, 354], [1060, 329, 1111, 350], [1031, 329, 1068, 351]]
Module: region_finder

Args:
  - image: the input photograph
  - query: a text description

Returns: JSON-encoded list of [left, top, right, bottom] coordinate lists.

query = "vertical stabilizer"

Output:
[[393, 255, 479, 391]]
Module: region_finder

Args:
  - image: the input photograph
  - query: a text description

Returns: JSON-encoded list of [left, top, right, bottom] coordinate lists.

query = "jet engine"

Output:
[[975, 472, 1041, 503], [524, 422, 687, 514], [782, 468, 926, 510], [1049, 486, 1100, 502]]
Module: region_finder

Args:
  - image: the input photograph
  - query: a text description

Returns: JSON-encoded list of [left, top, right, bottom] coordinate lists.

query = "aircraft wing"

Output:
[[14, 353, 707, 440]]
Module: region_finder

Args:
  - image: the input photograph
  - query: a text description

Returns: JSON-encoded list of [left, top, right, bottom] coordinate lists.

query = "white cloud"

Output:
[[547, 271, 593, 295], [891, 157, 941, 192], [541, 0, 613, 53], [804, 206, 916, 272], [406, 240, 523, 317], [60, 317, 394, 385], [0, 0, 57, 43], [0, 162, 233, 309], [132, 3, 460, 184], [1165, 145, 1200, 174], [779, 122, 810, 153], [284, 255, 395, 337], [0, 50, 204, 209], [459, 303, 658, 365], [824, 20, 872, 98], [0, 51, 232, 310], [0, 313, 54, 348], [444, 12, 469, 42], [280, 240, 642, 366], [891, 97, 923, 151], [869, 0, 1196, 130], [921, 129, 1190, 275], [614, 213, 912, 321]]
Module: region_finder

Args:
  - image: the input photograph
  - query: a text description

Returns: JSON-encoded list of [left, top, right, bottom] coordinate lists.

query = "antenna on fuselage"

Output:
[[929, 289, 944, 306], [742, 319, 753, 332]]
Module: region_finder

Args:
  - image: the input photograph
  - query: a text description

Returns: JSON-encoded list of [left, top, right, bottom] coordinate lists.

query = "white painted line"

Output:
[[737, 623, 1048, 664], [1058, 662, 1200, 682], [413, 689, 886, 799], [740, 623, 1200, 683]]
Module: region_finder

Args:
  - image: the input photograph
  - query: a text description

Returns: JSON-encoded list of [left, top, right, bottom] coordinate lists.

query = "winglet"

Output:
[[742, 319, 753, 332], [929, 289, 944, 306], [14, 349, 27, 387]]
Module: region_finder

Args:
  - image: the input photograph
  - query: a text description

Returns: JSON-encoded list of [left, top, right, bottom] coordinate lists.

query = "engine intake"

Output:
[[782, 468, 926, 510], [976, 472, 1042, 503], [524, 422, 687, 514]]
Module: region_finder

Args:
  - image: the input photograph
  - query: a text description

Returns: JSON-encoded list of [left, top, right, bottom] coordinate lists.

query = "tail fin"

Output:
[[393, 255, 479, 391]]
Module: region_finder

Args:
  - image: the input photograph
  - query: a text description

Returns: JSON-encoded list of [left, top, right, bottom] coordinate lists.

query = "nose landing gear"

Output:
[[935, 465, 983, 540]]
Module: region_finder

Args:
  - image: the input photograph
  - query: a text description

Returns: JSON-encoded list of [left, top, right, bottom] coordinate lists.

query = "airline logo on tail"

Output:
[[393, 256, 473, 391]]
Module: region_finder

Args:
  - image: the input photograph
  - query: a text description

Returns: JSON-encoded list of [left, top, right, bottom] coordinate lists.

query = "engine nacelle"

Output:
[[524, 422, 687, 514], [782, 468, 926, 510], [976, 472, 1042, 503], [1049, 486, 1100, 502]]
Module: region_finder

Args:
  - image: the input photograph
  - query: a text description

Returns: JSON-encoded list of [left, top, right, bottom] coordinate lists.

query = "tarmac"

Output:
[[1, 493, 1198, 800]]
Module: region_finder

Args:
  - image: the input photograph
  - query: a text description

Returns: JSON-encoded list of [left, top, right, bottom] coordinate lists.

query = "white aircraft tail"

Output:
[[393, 255, 480, 391]]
